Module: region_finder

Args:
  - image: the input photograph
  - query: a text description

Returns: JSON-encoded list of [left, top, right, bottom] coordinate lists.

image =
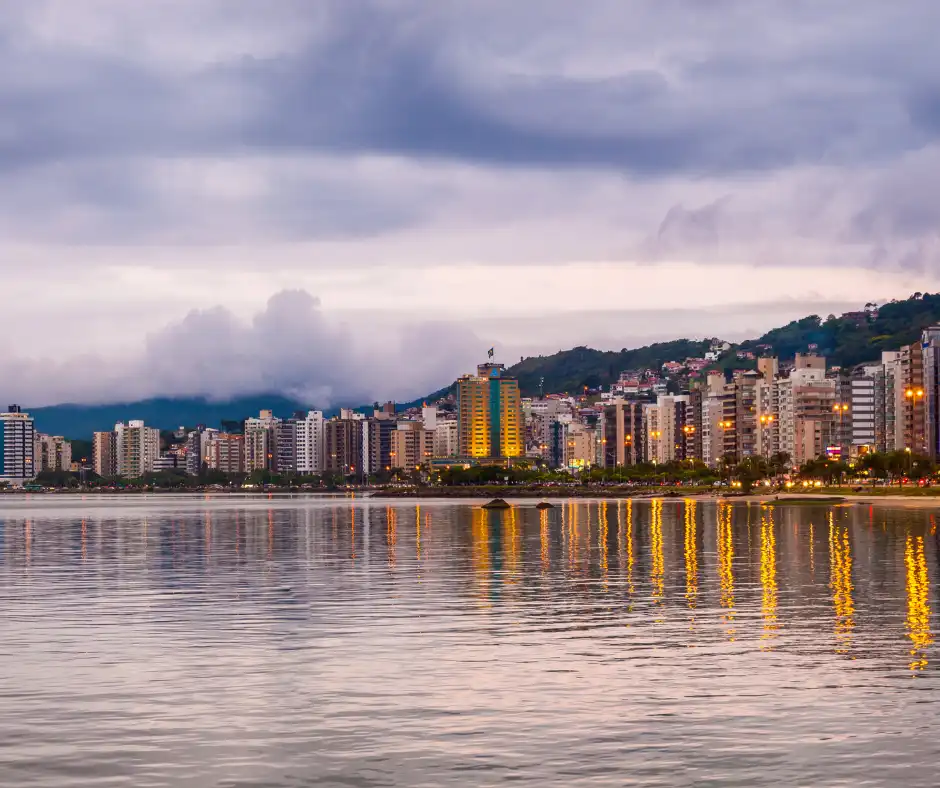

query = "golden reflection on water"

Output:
[[386, 506, 397, 566], [540, 509, 550, 574], [760, 507, 778, 649], [904, 534, 933, 673], [600, 501, 609, 589], [684, 500, 698, 611], [829, 511, 855, 655], [717, 502, 735, 640], [471, 508, 490, 600], [808, 522, 815, 577], [567, 501, 580, 573], [506, 507, 521, 584], [625, 499, 635, 597], [650, 499, 665, 612]]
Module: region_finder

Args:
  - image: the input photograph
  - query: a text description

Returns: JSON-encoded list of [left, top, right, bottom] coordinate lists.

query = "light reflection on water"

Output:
[[0, 496, 939, 787]]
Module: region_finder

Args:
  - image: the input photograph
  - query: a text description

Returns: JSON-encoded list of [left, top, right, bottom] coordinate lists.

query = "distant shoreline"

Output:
[[4, 487, 940, 509]]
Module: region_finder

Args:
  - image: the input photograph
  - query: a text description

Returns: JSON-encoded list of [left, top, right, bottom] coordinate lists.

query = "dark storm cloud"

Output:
[[2, 0, 940, 176]]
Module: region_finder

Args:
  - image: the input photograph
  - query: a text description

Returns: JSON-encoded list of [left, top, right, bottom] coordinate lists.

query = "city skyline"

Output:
[[7, 323, 940, 486], [4, 3, 940, 407]]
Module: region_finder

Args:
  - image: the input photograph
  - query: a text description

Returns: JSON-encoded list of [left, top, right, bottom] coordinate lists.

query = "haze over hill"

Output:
[[26, 293, 940, 438]]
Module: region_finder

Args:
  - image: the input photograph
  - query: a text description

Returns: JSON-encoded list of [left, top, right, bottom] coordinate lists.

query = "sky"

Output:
[[4, 0, 940, 408]]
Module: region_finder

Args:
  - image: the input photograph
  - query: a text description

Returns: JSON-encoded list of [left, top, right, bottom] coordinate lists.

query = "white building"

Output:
[[295, 411, 325, 474], [114, 420, 161, 478], [0, 406, 36, 486], [851, 370, 878, 451], [433, 419, 460, 458]]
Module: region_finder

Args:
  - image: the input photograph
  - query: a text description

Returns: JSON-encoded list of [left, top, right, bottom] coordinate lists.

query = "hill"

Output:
[[505, 339, 711, 395], [499, 292, 940, 396], [26, 293, 940, 439], [29, 389, 449, 442], [739, 293, 940, 368], [29, 394, 312, 439]]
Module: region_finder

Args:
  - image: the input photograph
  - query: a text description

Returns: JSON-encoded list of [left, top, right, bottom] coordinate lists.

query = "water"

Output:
[[0, 496, 938, 787]]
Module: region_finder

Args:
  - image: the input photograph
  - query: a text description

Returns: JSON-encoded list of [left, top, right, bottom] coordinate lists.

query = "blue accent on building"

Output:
[[489, 377, 502, 458]]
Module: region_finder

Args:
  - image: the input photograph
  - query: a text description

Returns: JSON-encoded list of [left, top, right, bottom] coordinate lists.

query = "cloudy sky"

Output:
[[4, 0, 940, 407]]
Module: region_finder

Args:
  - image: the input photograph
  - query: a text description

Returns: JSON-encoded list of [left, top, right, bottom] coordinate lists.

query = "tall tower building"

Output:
[[325, 413, 365, 475], [598, 399, 644, 467], [34, 434, 72, 473], [922, 326, 940, 459], [900, 341, 927, 454], [114, 420, 160, 478], [93, 431, 118, 477], [0, 406, 36, 486], [295, 411, 325, 474], [457, 363, 522, 460]]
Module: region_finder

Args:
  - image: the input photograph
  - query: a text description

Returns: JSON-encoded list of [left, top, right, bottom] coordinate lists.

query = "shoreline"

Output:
[[5, 487, 940, 509]]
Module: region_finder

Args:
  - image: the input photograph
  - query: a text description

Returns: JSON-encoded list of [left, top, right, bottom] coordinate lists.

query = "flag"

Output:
[[487, 347, 494, 359]]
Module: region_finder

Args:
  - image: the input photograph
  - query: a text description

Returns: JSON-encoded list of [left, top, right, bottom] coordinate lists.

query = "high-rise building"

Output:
[[390, 421, 432, 470], [755, 375, 779, 458], [184, 426, 218, 475], [93, 431, 117, 477], [295, 411, 325, 475], [362, 410, 397, 475], [850, 368, 878, 454], [457, 363, 523, 460], [757, 356, 779, 383], [244, 410, 279, 472], [597, 399, 644, 467], [275, 418, 298, 473], [734, 371, 760, 460], [686, 387, 704, 462], [701, 395, 725, 467], [644, 395, 689, 464], [0, 406, 36, 486], [787, 363, 836, 466], [206, 433, 246, 474], [433, 420, 460, 459], [325, 412, 365, 475], [922, 326, 940, 459], [900, 342, 927, 454], [34, 434, 72, 473], [881, 350, 903, 451], [565, 422, 596, 471], [114, 420, 160, 478]]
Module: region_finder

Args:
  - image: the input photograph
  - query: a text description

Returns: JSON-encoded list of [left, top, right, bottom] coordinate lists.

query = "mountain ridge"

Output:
[[24, 293, 940, 439]]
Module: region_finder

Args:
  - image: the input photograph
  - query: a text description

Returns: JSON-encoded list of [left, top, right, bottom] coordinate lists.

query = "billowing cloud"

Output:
[[1, 290, 485, 407], [2, 1, 940, 405]]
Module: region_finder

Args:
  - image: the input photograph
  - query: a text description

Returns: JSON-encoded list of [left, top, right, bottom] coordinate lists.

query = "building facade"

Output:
[[0, 406, 36, 486], [390, 422, 432, 470], [93, 431, 118, 477], [114, 421, 160, 478], [34, 434, 72, 473], [457, 363, 523, 460], [295, 411, 325, 475]]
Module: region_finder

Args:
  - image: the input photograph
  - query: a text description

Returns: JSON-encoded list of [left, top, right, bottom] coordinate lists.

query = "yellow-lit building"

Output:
[[458, 363, 523, 459]]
